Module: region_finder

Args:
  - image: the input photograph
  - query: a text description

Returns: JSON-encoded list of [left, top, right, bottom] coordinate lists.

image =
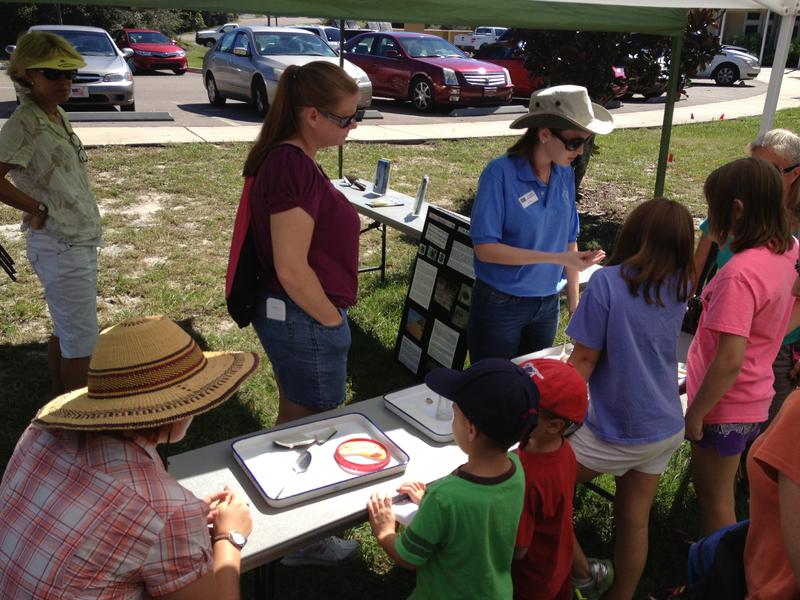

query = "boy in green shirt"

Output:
[[367, 358, 540, 599]]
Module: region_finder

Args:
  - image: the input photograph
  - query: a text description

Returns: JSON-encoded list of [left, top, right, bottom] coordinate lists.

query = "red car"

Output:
[[114, 28, 188, 75], [473, 41, 543, 98], [344, 32, 513, 112]]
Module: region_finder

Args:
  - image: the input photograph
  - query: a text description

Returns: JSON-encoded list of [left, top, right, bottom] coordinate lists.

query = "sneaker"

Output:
[[280, 536, 359, 567], [573, 558, 614, 600]]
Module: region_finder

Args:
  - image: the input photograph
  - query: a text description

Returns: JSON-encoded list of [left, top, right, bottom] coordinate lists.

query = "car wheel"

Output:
[[411, 77, 435, 113], [206, 73, 226, 106], [121, 102, 135, 112], [204, 39, 216, 48], [252, 78, 269, 116], [713, 63, 739, 86]]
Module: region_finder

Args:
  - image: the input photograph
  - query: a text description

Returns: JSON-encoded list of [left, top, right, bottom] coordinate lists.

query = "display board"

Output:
[[394, 206, 474, 377]]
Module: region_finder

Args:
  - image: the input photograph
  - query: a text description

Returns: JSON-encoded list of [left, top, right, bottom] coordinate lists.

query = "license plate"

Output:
[[70, 85, 88, 98], [484, 87, 497, 96]]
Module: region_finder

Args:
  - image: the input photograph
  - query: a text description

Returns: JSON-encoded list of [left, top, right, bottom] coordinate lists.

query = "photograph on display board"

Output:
[[452, 305, 469, 330], [405, 308, 427, 342], [458, 282, 472, 307], [433, 274, 458, 312]]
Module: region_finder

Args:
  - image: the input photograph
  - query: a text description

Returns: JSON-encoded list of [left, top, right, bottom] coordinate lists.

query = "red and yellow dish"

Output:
[[335, 438, 390, 474]]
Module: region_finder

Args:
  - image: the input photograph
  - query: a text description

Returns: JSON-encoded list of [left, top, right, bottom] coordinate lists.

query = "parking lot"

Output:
[[0, 68, 768, 129]]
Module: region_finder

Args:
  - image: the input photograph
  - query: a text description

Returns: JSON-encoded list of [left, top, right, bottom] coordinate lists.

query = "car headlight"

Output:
[[176, 49, 186, 56], [357, 72, 370, 84], [134, 49, 153, 56], [502, 67, 511, 85], [443, 68, 458, 86], [103, 73, 124, 82]]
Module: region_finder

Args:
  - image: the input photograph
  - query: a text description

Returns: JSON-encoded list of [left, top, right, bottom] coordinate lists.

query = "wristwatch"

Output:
[[212, 530, 247, 550]]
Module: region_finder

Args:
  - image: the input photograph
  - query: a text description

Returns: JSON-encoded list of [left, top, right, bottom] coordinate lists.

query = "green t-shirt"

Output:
[[699, 218, 800, 345], [395, 453, 524, 600]]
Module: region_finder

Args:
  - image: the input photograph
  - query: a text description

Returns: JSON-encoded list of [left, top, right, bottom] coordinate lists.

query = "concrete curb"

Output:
[[188, 67, 203, 74]]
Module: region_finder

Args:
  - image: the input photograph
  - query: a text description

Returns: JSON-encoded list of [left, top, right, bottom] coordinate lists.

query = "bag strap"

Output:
[[694, 243, 719, 297]]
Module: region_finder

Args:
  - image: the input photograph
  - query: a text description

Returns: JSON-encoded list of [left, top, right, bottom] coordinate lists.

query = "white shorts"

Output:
[[27, 231, 98, 359], [569, 424, 685, 477]]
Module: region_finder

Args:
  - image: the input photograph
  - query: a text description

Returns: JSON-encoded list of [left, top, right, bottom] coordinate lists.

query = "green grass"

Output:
[[1, 108, 789, 598], [177, 33, 208, 68]]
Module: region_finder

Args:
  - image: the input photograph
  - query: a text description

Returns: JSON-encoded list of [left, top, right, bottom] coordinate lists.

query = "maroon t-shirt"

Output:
[[250, 144, 360, 307]]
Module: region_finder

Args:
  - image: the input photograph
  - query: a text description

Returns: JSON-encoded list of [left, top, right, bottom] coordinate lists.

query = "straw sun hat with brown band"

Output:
[[33, 316, 259, 431]]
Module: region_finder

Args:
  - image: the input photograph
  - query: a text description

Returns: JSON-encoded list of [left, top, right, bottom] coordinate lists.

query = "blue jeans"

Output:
[[468, 280, 559, 362], [252, 292, 351, 410]]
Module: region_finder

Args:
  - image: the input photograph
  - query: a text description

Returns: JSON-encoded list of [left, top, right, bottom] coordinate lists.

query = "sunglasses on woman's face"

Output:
[[550, 129, 592, 152], [322, 109, 364, 128], [39, 68, 78, 82]]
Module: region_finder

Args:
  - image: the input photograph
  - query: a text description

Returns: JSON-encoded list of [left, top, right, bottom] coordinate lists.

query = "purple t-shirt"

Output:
[[565, 265, 686, 444], [250, 144, 360, 307]]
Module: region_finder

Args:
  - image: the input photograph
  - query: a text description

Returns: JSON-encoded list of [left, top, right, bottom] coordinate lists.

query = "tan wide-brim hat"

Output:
[[34, 316, 259, 431], [510, 84, 615, 135]]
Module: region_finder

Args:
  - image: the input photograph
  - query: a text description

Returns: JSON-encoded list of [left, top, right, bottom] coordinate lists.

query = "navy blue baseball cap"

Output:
[[425, 358, 540, 447]]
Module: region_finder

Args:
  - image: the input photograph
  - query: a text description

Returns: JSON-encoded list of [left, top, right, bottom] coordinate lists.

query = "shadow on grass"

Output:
[[577, 212, 623, 251]]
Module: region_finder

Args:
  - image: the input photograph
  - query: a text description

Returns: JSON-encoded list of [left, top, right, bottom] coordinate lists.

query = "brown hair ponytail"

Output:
[[243, 61, 358, 177]]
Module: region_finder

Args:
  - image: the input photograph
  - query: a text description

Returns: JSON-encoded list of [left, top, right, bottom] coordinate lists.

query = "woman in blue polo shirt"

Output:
[[468, 85, 614, 361]]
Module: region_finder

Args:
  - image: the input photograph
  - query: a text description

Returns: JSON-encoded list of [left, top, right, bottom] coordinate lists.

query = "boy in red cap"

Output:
[[367, 358, 540, 599], [512, 358, 589, 600]]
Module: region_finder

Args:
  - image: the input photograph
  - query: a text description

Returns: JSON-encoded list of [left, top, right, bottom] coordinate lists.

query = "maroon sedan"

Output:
[[344, 32, 513, 112], [114, 28, 188, 75]]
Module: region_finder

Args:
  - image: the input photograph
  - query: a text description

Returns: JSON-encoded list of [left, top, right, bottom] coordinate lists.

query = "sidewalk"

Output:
[[74, 68, 800, 147]]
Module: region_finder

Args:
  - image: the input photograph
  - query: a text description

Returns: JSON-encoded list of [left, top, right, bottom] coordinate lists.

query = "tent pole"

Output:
[[759, 13, 796, 138], [338, 18, 345, 179], [719, 10, 727, 42], [758, 10, 770, 65], [654, 34, 684, 198]]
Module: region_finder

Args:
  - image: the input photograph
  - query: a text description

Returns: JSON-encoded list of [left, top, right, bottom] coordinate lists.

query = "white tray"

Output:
[[232, 412, 409, 508], [384, 384, 454, 443]]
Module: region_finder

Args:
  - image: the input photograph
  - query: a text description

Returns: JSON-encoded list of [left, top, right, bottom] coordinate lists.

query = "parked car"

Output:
[[7, 24, 135, 111], [344, 32, 513, 112], [695, 47, 760, 86], [454, 26, 507, 52], [290, 25, 341, 53], [202, 27, 372, 116], [114, 28, 187, 75], [473, 41, 542, 98], [195, 22, 238, 47], [344, 28, 376, 42]]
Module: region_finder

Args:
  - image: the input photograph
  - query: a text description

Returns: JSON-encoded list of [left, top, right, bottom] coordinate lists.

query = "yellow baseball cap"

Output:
[[27, 53, 86, 71]]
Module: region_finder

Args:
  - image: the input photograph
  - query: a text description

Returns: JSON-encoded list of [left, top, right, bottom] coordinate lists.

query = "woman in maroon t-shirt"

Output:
[[242, 62, 361, 426]]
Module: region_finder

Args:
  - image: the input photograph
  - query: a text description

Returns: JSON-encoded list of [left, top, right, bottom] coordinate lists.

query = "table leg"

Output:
[[380, 222, 387, 281]]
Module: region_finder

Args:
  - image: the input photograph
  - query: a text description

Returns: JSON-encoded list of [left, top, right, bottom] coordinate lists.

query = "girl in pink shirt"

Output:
[[686, 157, 798, 535]]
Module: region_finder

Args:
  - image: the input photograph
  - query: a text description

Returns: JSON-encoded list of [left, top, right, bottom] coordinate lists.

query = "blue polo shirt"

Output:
[[470, 154, 579, 297]]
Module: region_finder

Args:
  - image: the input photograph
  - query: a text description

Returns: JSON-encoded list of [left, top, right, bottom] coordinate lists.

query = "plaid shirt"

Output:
[[0, 426, 213, 599]]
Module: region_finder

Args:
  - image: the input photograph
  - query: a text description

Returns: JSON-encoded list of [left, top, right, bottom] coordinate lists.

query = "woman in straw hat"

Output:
[[468, 85, 613, 362], [0, 31, 102, 395], [0, 316, 258, 600]]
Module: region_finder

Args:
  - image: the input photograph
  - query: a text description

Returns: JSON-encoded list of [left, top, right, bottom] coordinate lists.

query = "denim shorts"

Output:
[[252, 293, 351, 411], [692, 423, 762, 456], [27, 231, 98, 358], [468, 279, 559, 362]]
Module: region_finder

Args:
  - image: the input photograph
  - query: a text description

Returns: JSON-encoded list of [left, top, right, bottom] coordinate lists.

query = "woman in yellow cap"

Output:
[[0, 31, 102, 396]]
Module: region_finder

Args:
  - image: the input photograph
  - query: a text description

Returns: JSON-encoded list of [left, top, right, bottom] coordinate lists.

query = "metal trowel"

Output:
[[272, 425, 338, 449]]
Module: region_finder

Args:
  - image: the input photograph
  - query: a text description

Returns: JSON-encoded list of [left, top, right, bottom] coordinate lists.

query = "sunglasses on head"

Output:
[[321, 109, 364, 128], [550, 129, 592, 151], [39, 68, 78, 81]]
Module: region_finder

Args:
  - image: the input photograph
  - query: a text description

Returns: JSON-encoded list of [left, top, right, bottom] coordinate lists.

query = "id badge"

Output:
[[518, 190, 539, 208]]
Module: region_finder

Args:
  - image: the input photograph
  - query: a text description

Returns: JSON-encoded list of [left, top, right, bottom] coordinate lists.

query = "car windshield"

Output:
[[42, 30, 117, 56], [398, 37, 465, 58], [254, 32, 336, 56], [127, 31, 172, 44]]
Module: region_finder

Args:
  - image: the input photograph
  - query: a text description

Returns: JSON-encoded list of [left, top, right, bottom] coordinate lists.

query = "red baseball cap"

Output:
[[516, 358, 588, 423]]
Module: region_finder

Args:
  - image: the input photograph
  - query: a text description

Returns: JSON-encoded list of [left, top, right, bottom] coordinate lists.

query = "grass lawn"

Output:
[[2, 108, 795, 598], [177, 33, 208, 69]]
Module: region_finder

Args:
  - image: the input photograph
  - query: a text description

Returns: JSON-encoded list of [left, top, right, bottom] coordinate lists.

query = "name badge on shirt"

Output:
[[518, 190, 539, 208]]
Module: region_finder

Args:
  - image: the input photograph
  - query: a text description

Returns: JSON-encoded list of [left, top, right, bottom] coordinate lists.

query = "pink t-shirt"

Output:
[[687, 242, 799, 424]]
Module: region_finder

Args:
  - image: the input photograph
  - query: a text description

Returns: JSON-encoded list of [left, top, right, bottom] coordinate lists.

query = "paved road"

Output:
[[0, 68, 766, 129]]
